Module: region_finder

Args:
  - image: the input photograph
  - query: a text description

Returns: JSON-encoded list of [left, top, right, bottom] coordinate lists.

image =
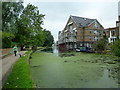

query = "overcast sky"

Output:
[[24, 0, 120, 42]]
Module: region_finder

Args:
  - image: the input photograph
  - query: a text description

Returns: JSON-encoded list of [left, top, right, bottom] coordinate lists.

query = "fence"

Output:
[[0, 48, 20, 59]]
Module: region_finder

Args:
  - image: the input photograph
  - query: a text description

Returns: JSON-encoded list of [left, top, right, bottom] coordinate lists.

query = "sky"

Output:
[[23, 0, 120, 42]]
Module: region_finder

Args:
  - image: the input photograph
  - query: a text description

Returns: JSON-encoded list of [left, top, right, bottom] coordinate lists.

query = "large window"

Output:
[[111, 30, 115, 36], [94, 30, 97, 35], [69, 25, 73, 32], [94, 36, 98, 41]]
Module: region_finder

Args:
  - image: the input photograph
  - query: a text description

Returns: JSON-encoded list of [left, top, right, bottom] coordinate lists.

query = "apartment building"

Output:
[[105, 1, 120, 43], [105, 27, 119, 43], [58, 15, 104, 51]]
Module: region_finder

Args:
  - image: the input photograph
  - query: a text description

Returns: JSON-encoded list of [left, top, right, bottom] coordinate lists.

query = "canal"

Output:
[[30, 46, 120, 88]]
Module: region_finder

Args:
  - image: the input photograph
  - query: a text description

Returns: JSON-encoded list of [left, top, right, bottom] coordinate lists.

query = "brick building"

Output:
[[105, 27, 119, 43], [58, 15, 104, 51]]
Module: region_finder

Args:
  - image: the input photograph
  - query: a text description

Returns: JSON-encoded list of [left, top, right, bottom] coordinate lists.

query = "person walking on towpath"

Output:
[[13, 45, 17, 56]]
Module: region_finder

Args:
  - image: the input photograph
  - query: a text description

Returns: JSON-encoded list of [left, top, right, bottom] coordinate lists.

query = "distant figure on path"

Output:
[[13, 45, 17, 56]]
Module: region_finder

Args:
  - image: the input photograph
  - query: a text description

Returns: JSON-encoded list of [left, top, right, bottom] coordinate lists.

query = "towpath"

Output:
[[0, 51, 27, 89]]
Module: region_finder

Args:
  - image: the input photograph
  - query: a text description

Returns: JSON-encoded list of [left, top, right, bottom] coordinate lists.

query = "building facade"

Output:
[[105, 1, 120, 43], [58, 15, 104, 51], [105, 27, 119, 43]]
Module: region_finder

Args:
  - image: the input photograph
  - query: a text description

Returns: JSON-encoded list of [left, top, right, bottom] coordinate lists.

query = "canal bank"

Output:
[[30, 47, 120, 88]]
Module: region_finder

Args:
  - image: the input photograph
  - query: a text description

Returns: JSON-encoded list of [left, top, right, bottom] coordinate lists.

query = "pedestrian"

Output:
[[13, 45, 17, 56]]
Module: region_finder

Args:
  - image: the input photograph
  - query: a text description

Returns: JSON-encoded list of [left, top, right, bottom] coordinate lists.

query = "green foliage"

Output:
[[2, 3, 54, 49], [2, 2, 24, 34], [2, 2, 24, 48], [3, 51, 34, 88], [2, 32, 15, 48], [43, 29, 54, 47], [15, 4, 45, 47], [112, 39, 120, 57], [93, 39, 107, 52]]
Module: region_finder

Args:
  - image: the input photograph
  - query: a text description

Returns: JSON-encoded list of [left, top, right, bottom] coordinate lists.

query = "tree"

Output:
[[2, 2, 24, 48], [2, 2, 24, 34], [14, 4, 45, 50], [2, 32, 15, 48], [112, 39, 120, 57], [43, 30, 54, 47]]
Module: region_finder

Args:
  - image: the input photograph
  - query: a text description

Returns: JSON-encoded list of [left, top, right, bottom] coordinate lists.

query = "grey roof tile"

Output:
[[71, 15, 96, 27]]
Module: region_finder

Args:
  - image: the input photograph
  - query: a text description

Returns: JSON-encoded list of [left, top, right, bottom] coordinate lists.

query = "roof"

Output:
[[71, 15, 96, 27], [105, 27, 118, 30]]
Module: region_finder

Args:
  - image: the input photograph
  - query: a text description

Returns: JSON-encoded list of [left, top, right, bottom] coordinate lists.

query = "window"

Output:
[[89, 44, 92, 48], [87, 43, 89, 47], [80, 43, 82, 46], [94, 30, 98, 35], [89, 36, 92, 40], [84, 43, 87, 47], [69, 25, 73, 32], [94, 37, 98, 41], [111, 30, 115, 36], [90, 30, 92, 33]]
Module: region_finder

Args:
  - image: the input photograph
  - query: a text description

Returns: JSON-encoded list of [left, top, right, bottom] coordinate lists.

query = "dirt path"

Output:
[[0, 51, 27, 88]]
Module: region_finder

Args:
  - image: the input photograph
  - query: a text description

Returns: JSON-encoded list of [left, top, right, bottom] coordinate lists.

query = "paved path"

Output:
[[0, 51, 27, 89]]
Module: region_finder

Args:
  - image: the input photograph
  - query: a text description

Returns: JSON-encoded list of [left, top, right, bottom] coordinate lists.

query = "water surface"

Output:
[[30, 47, 119, 88]]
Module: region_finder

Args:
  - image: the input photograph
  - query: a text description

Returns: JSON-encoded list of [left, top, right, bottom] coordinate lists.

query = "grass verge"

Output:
[[3, 51, 34, 88]]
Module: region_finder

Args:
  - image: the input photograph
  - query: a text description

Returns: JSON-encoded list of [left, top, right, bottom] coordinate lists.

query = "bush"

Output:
[[112, 39, 120, 57], [93, 39, 107, 53]]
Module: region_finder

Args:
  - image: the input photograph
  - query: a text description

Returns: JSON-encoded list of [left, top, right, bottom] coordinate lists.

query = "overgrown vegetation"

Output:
[[112, 39, 120, 57], [93, 38, 107, 53], [3, 51, 34, 88], [2, 2, 54, 49]]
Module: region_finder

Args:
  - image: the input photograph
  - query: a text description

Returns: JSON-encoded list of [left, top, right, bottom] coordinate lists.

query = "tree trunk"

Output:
[[32, 46, 37, 52]]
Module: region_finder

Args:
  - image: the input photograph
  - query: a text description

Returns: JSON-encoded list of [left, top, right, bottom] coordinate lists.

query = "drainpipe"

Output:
[[83, 27, 85, 47], [72, 30, 74, 51]]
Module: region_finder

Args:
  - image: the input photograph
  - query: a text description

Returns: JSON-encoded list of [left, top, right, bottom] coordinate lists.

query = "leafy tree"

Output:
[[2, 2, 24, 48], [43, 30, 54, 47], [2, 2, 54, 50], [112, 39, 120, 57], [1, 32, 15, 48], [14, 4, 45, 50], [2, 2, 24, 34]]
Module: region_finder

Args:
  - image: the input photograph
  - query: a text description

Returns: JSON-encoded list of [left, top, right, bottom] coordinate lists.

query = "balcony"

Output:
[[69, 37, 76, 42]]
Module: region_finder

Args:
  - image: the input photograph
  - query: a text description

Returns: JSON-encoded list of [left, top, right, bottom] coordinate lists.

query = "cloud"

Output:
[[24, 0, 119, 2], [23, 1, 119, 42]]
